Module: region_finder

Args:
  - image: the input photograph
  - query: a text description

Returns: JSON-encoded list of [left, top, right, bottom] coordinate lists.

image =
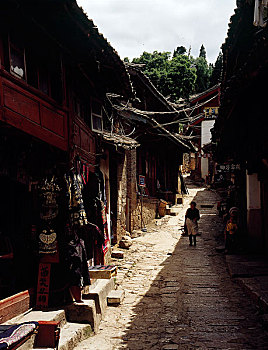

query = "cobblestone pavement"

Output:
[[75, 183, 268, 350]]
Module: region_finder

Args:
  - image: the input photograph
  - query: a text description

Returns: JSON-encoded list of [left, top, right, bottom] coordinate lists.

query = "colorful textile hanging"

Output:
[[100, 199, 109, 255], [38, 177, 60, 255], [64, 172, 88, 227]]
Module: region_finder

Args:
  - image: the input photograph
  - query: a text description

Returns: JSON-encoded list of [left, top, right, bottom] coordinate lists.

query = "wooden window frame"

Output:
[[8, 35, 27, 80], [7, 33, 63, 104], [91, 99, 103, 132]]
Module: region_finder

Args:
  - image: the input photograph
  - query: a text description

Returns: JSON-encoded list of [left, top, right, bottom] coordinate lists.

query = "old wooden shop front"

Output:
[[213, 0, 268, 253], [0, 0, 131, 315]]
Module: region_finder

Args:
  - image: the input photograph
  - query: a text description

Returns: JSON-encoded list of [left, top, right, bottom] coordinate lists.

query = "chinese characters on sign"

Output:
[[36, 263, 51, 309], [217, 164, 241, 172], [203, 107, 219, 119], [215, 164, 241, 183]]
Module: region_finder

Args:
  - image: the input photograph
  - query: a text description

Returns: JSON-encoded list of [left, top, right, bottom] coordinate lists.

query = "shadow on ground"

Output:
[[117, 188, 268, 350]]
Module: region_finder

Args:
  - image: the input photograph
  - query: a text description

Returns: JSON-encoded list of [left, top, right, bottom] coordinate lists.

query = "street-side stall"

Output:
[[0, 132, 110, 310]]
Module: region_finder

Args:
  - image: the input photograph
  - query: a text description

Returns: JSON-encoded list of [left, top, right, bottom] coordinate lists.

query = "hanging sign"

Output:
[[139, 175, 146, 187], [203, 107, 219, 119], [36, 263, 51, 309], [217, 164, 241, 172]]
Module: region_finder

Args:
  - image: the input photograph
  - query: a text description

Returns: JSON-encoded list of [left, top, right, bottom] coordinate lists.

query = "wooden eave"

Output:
[[8, 0, 132, 98], [126, 64, 176, 113], [189, 85, 220, 105]]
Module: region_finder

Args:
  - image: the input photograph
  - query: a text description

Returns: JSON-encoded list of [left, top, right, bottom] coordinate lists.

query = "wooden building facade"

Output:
[[110, 64, 193, 235], [213, 0, 268, 253], [0, 0, 131, 303]]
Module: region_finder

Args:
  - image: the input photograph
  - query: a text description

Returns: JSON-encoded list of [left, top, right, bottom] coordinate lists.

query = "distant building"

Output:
[[186, 85, 220, 181]]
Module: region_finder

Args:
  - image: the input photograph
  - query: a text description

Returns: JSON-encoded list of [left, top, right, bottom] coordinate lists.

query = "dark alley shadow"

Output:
[[116, 188, 268, 350]]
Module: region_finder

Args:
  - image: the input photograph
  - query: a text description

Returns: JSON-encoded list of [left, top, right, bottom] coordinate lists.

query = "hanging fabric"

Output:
[[63, 170, 91, 289], [100, 199, 109, 255], [254, 0, 268, 27], [64, 172, 88, 227], [38, 176, 60, 255]]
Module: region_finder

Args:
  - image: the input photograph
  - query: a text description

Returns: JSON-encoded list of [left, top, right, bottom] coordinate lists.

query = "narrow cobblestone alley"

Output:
[[75, 184, 268, 350]]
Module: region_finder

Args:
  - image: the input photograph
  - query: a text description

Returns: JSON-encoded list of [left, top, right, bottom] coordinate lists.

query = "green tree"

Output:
[[132, 51, 170, 92], [199, 44, 207, 59], [167, 55, 197, 100], [173, 46, 187, 57], [194, 45, 211, 93], [209, 51, 223, 87], [131, 50, 196, 102]]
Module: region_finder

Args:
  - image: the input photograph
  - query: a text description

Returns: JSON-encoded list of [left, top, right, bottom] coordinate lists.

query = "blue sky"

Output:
[[77, 0, 237, 63]]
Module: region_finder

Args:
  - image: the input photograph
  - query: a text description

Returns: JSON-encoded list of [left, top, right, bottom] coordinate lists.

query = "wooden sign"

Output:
[[36, 263, 51, 309], [203, 107, 219, 119]]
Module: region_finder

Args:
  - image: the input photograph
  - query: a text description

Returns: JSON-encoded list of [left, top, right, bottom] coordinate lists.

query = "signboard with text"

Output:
[[36, 263, 51, 309], [203, 107, 219, 119], [215, 163, 241, 183], [139, 175, 146, 187]]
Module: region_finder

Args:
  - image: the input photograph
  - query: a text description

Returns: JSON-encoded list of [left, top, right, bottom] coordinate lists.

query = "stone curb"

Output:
[[226, 257, 268, 315], [236, 278, 268, 314]]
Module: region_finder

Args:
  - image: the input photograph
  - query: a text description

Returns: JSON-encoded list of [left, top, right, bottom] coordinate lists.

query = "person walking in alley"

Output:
[[224, 207, 239, 254], [185, 201, 200, 246]]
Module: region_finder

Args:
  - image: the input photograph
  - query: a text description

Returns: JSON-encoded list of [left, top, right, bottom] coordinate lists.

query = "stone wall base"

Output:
[[131, 198, 158, 231]]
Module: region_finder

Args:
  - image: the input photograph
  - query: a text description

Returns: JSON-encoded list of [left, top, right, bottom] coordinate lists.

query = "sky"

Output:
[[77, 0, 237, 63]]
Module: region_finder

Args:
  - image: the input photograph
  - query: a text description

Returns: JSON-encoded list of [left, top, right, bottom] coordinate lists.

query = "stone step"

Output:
[[65, 300, 98, 331], [111, 250, 124, 259], [166, 207, 180, 216], [4, 278, 116, 349], [6, 308, 92, 350], [107, 289, 125, 305], [6, 308, 67, 328], [34, 322, 93, 350], [83, 278, 115, 311]]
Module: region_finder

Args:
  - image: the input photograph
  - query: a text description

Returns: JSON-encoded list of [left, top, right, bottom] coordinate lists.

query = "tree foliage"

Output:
[[132, 50, 196, 102], [192, 44, 212, 93], [209, 51, 223, 87], [173, 46, 187, 57], [130, 45, 222, 101], [193, 56, 211, 93], [199, 44, 207, 59]]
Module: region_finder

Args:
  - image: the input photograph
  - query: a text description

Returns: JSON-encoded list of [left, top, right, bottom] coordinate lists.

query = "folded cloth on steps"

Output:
[[0, 322, 38, 349]]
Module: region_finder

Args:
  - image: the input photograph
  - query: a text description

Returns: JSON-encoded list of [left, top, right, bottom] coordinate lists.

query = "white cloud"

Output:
[[77, 0, 236, 63]]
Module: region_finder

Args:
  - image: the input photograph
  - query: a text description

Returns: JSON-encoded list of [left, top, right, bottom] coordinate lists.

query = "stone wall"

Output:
[[114, 148, 158, 240], [115, 151, 127, 243], [126, 149, 138, 233], [131, 197, 158, 231], [125, 148, 158, 233]]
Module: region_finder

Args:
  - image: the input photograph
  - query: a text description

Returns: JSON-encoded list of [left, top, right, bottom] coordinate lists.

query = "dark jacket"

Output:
[[185, 208, 200, 221]]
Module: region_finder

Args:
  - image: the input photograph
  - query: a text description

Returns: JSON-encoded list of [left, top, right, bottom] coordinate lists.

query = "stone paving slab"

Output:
[[226, 254, 268, 314], [226, 254, 268, 278]]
